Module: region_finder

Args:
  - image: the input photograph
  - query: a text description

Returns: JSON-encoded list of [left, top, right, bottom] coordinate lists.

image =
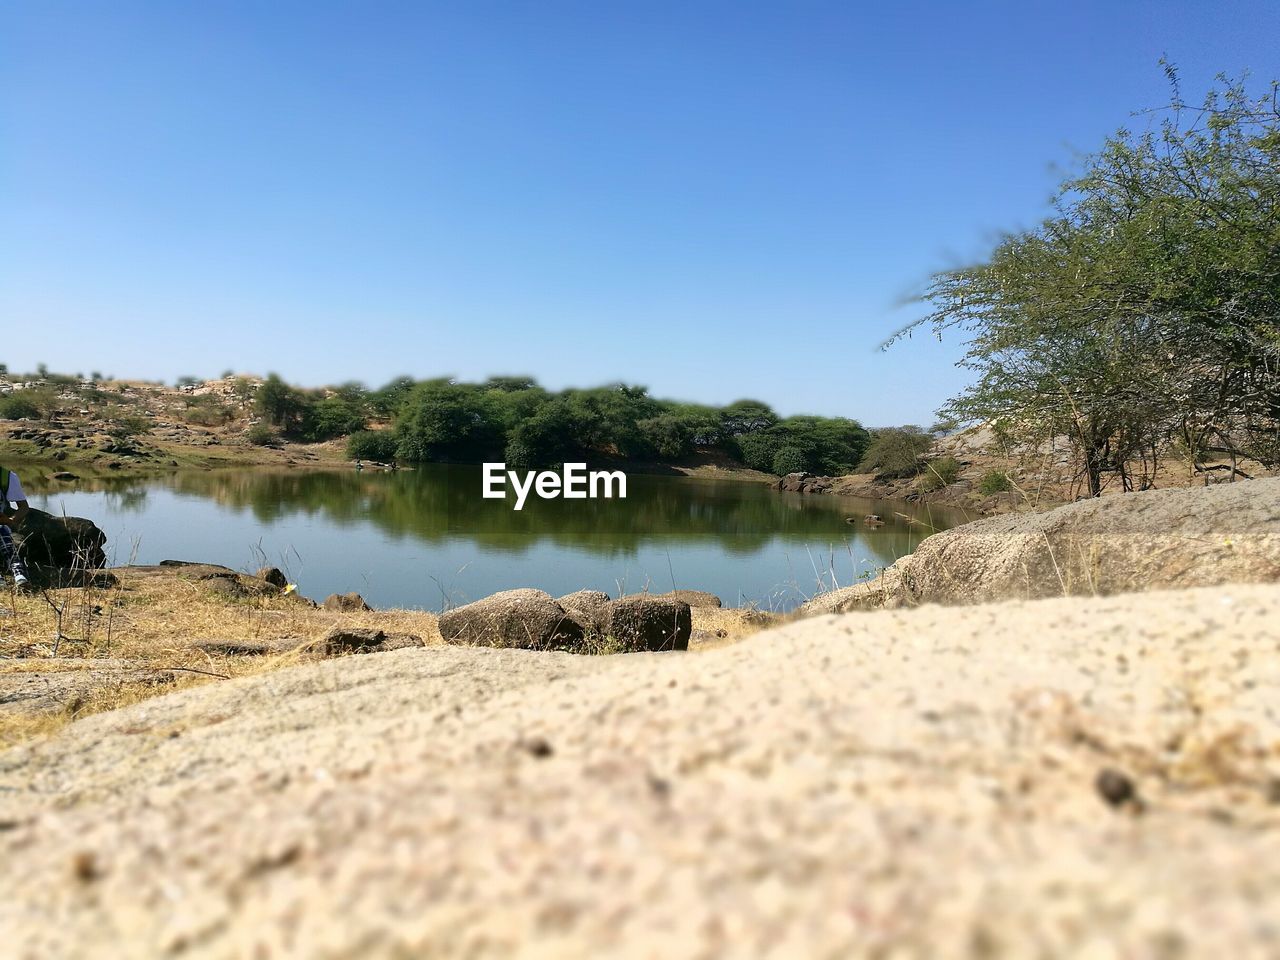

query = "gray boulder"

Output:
[[14, 509, 107, 570], [601, 596, 691, 652], [439, 589, 586, 651]]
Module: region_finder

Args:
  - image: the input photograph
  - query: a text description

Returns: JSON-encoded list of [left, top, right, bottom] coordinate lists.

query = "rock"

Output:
[[204, 575, 249, 600], [256, 566, 288, 589], [193, 640, 276, 657], [802, 477, 1280, 614], [318, 627, 387, 655], [13, 509, 107, 570], [10, 585, 1278, 955], [49, 472, 79, 481], [778, 472, 810, 492], [439, 588, 586, 651], [323, 592, 373, 612], [776, 472, 833, 495], [601, 596, 691, 652], [556, 590, 611, 632], [655, 589, 722, 609]]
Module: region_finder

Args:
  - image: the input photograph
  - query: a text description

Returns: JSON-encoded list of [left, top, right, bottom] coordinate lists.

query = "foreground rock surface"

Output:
[[804, 476, 1280, 615], [2, 583, 1279, 957]]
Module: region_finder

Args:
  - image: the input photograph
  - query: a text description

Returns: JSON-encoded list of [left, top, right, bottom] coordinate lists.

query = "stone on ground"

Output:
[[439, 588, 586, 651], [323, 592, 373, 612], [602, 595, 691, 652]]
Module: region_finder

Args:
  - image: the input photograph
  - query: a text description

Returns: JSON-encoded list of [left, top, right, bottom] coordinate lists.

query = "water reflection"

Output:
[[29, 466, 967, 610]]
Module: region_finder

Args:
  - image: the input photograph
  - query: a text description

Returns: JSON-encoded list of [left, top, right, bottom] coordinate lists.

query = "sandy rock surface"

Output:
[[2, 584, 1279, 958], [805, 477, 1280, 615]]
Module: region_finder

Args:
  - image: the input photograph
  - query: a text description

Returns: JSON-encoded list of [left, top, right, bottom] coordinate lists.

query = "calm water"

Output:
[[27, 466, 966, 611]]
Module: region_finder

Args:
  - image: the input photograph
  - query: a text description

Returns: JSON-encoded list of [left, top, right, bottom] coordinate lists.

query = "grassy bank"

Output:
[[0, 564, 774, 749]]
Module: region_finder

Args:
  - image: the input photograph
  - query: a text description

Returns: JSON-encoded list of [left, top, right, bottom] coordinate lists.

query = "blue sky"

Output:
[[3, 1, 1277, 425]]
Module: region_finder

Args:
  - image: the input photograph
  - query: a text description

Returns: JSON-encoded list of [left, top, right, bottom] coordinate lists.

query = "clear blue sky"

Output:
[[3, 1, 1277, 425]]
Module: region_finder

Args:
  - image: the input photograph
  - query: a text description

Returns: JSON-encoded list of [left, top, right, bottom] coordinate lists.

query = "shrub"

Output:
[[858, 426, 933, 478], [979, 469, 1013, 495], [108, 415, 153, 439], [0, 395, 39, 420], [346, 430, 399, 461], [771, 445, 810, 476], [246, 423, 278, 446], [183, 395, 234, 426], [917, 456, 961, 492]]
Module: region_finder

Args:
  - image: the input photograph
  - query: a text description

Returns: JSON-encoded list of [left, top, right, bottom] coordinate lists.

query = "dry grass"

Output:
[[0, 567, 441, 749], [0, 571, 776, 749]]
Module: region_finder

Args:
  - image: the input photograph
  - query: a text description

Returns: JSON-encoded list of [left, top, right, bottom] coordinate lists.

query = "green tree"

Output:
[[858, 427, 933, 478], [395, 379, 504, 462], [898, 70, 1280, 494], [255, 374, 312, 434]]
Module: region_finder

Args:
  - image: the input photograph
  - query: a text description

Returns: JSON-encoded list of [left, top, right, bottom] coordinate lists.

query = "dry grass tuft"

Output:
[[0, 567, 441, 749]]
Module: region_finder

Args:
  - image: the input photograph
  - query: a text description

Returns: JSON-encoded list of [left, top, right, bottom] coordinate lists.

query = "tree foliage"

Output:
[[899, 70, 1280, 495]]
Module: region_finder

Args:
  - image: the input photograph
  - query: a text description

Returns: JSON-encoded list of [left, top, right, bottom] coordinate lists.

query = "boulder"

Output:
[[439, 589, 586, 651], [318, 627, 387, 655], [14, 509, 107, 570], [801, 477, 1280, 615], [777, 472, 810, 493], [323, 592, 373, 612], [601, 596, 691, 652], [655, 589, 722, 609], [256, 566, 289, 589], [203, 574, 249, 600], [557, 590, 612, 632], [49, 472, 79, 482]]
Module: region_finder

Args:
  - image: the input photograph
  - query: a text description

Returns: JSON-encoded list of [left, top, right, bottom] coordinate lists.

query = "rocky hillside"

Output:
[[0, 374, 343, 475]]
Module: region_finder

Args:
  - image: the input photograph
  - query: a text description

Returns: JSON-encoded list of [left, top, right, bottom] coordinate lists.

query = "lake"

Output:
[[27, 465, 967, 611]]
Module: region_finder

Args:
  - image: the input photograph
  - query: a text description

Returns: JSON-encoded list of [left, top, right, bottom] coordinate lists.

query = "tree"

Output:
[[504, 398, 579, 468], [897, 70, 1280, 494], [255, 374, 311, 433], [858, 427, 933, 478], [720, 399, 778, 436], [395, 380, 503, 462]]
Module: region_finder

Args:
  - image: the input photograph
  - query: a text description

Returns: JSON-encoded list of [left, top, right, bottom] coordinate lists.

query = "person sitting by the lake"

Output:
[[0, 466, 32, 590]]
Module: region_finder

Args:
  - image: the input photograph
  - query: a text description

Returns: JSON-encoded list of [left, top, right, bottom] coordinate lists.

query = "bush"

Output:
[[246, 423, 278, 447], [917, 456, 962, 492], [183, 395, 234, 426], [771, 446, 810, 476], [858, 426, 933, 478], [346, 430, 399, 461], [108, 415, 153, 439], [979, 469, 1013, 495], [0, 395, 39, 420]]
